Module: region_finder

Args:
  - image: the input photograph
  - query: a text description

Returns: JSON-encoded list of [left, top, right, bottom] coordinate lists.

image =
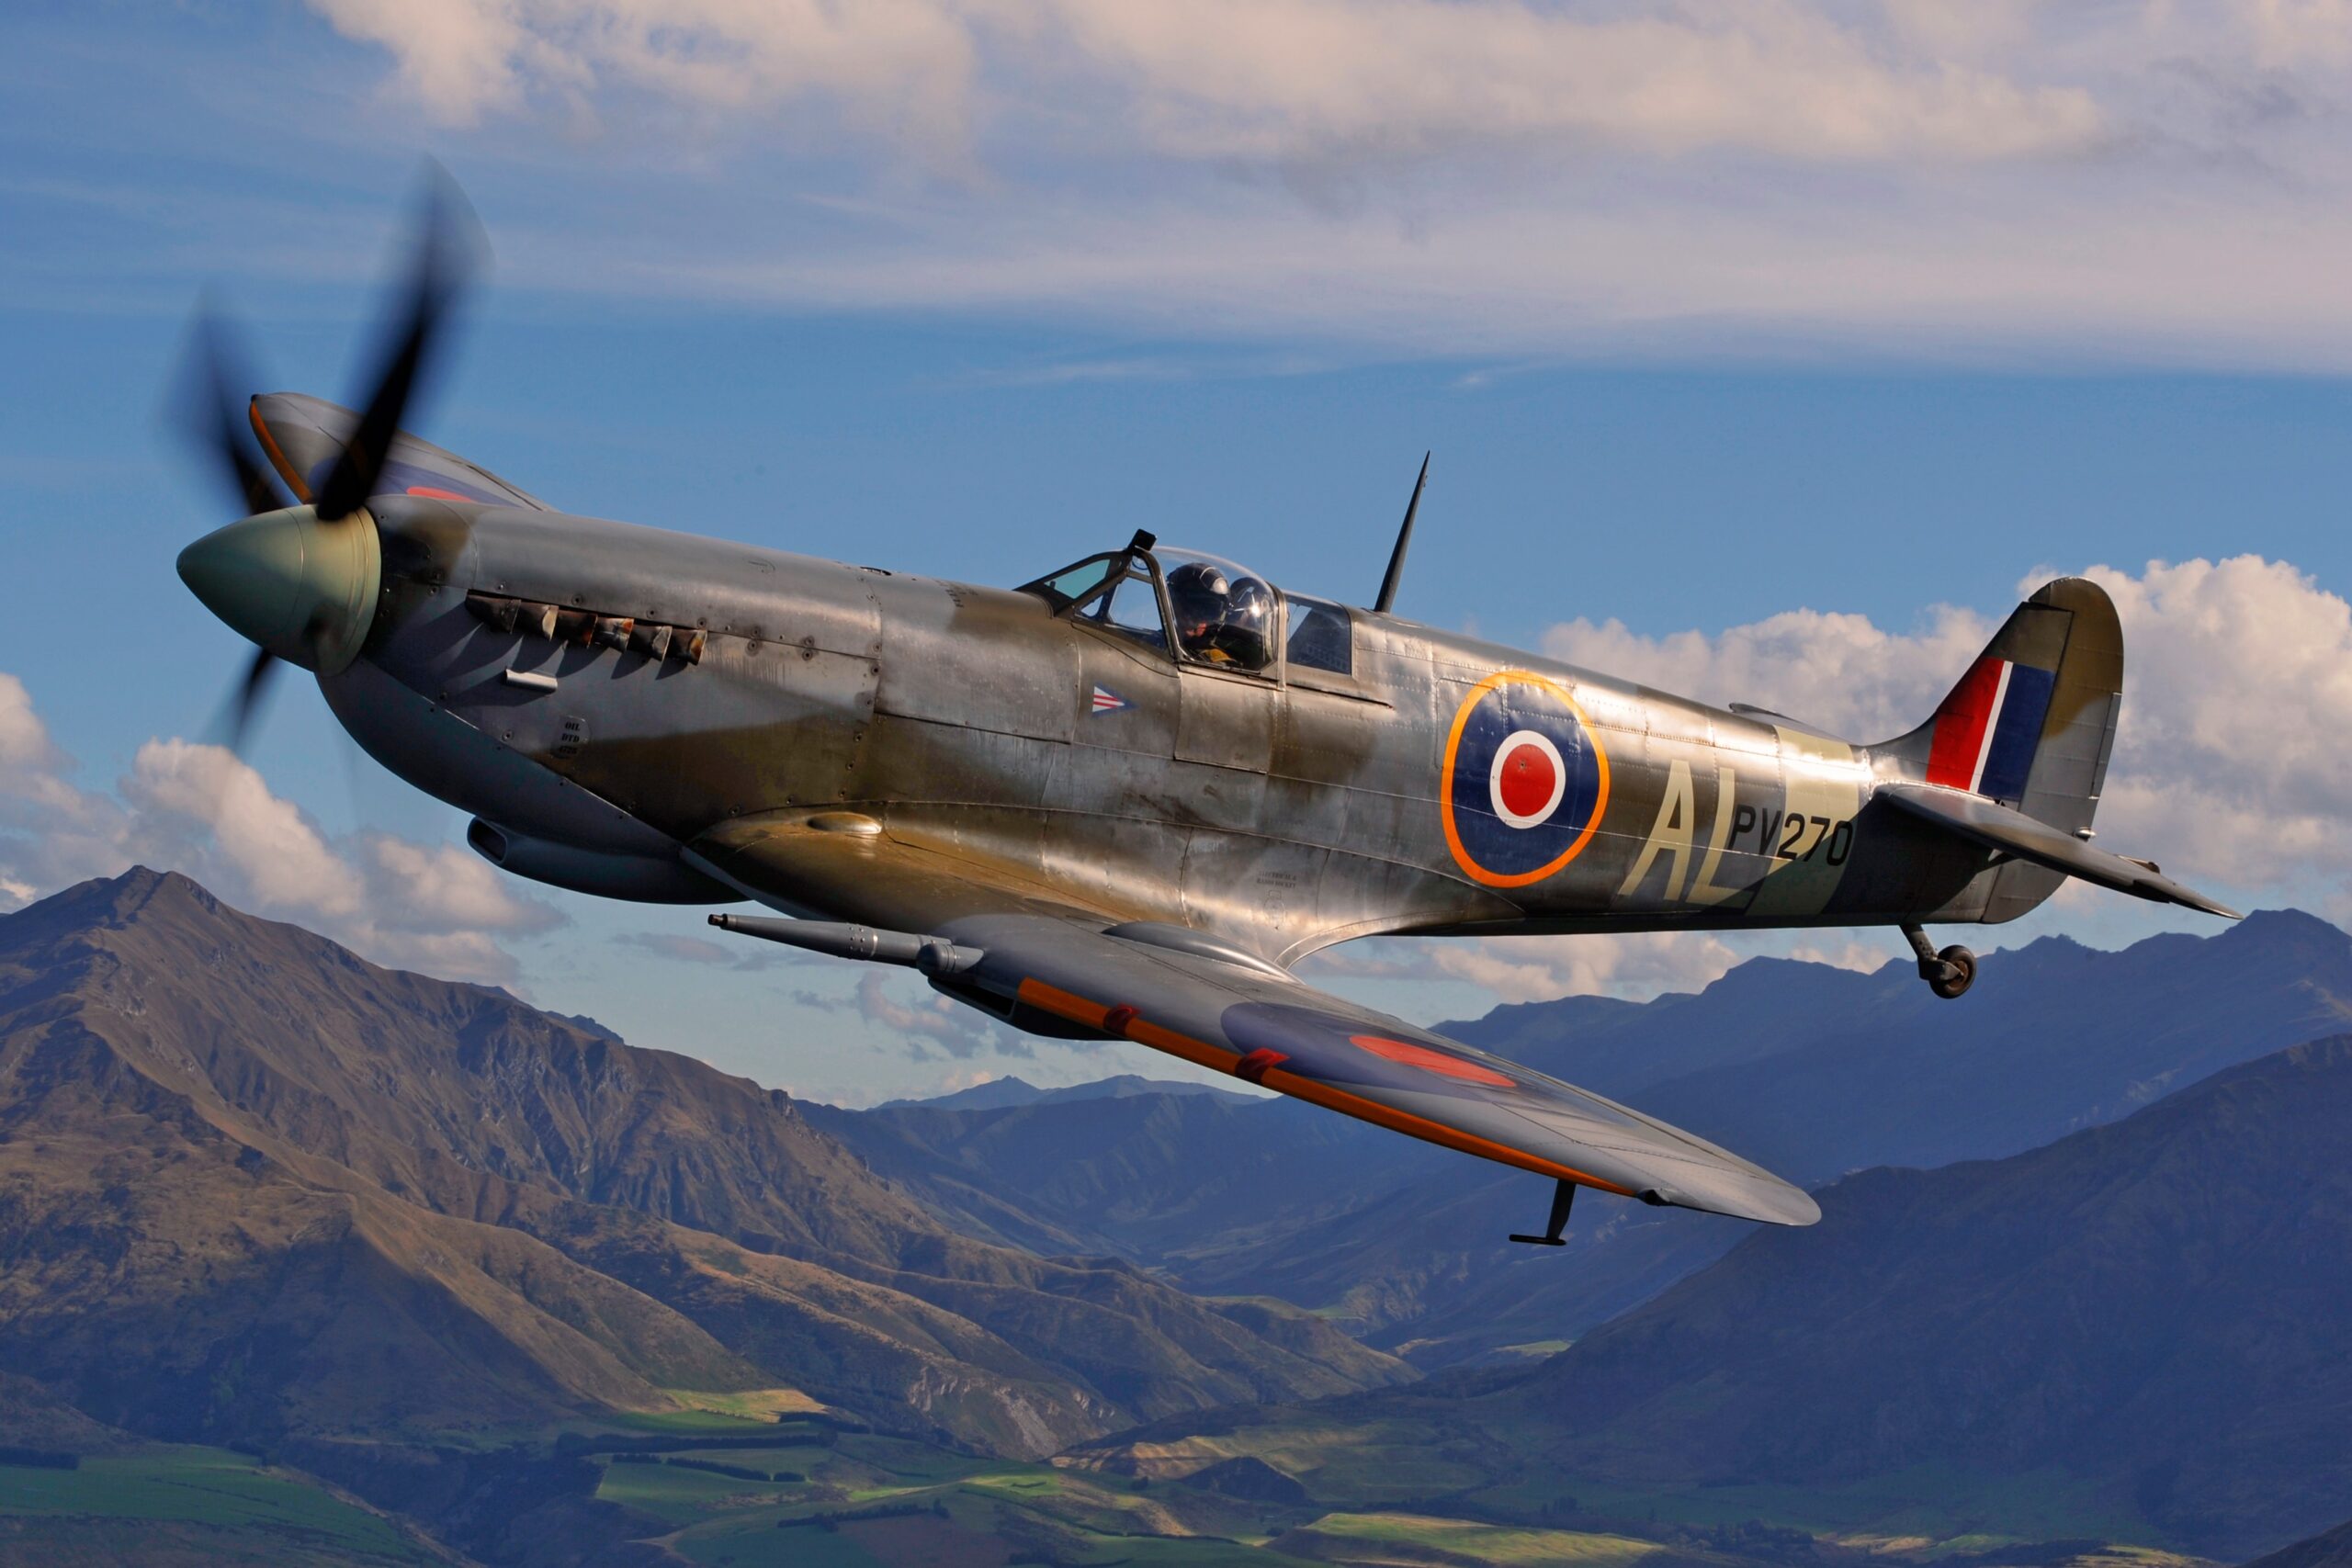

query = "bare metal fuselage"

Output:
[[324, 499, 2052, 964]]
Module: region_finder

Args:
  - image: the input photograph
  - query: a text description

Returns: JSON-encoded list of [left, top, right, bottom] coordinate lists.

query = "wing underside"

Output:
[[688, 814, 1820, 1228]]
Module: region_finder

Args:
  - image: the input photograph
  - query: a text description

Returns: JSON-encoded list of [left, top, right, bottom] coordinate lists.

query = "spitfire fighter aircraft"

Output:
[[172, 186, 2236, 1243]]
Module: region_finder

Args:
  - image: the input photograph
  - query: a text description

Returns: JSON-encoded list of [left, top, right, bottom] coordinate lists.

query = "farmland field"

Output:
[[0, 1447, 435, 1565]]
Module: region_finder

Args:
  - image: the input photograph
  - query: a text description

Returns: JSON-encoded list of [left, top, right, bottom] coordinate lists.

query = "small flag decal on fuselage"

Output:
[[1090, 684, 1130, 715], [1926, 655, 2057, 801]]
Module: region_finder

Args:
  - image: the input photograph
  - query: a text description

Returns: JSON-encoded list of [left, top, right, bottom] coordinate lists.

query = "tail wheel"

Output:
[[1928, 945, 1976, 999]]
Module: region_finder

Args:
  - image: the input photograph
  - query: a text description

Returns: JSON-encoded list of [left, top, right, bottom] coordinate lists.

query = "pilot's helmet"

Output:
[[1220, 576, 1275, 669], [1166, 561, 1234, 652]]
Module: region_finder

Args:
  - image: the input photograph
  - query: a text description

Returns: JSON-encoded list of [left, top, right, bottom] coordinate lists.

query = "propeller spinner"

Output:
[[172, 167, 481, 752]]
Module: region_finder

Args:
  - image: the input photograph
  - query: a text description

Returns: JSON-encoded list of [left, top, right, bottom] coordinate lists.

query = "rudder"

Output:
[[1881, 577, 2122, 839]]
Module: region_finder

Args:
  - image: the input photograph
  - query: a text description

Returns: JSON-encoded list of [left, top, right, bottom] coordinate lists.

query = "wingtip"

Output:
[[1647, 1178, 1821, 1227], [1777, 1188, 1824, 1227], [1732, 1182, 1823, 1227]]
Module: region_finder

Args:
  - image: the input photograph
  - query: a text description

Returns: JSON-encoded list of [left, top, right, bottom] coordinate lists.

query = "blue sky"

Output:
[[8, 3, 2352, 1103]]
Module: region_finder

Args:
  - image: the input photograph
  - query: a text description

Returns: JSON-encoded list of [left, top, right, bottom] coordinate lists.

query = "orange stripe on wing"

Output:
[[1260, 1066, 1633, 1194], [1016, 979, 1238, 1075], [1012, 977, 1634, 1197]]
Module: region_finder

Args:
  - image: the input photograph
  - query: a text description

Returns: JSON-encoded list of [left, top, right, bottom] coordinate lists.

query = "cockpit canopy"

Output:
[[1021, 536, 1351, 676]]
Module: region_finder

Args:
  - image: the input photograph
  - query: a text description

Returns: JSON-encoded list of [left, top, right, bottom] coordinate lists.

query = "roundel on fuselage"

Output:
[[1441, 671, 1611, 887]]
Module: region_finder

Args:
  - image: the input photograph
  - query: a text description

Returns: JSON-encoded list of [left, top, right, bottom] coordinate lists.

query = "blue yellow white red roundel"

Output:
[[1441, 671, 1611, 887]]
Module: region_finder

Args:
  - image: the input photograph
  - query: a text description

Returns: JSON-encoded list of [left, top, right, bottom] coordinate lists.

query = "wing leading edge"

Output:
[[250, 391, 552, 513], [687, 814, 1820, 1229]]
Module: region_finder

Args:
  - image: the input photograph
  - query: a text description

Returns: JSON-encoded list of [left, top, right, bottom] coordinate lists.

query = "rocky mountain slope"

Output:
[[1072, 1035, 2352, 1559], [2250, 1516, 2352, 1568], [0, 869, 1403, 1470], [873, 1074, 1255, 1111]]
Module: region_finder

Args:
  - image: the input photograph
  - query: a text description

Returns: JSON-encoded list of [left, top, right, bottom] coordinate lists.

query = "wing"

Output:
[[250, 391, 553, 512], [1877, 782, 2240, 919], [686, 813, 1820, 1228]]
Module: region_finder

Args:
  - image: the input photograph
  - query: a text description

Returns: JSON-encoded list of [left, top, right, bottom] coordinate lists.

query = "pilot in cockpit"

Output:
[[1167, 561, 1275, 670]]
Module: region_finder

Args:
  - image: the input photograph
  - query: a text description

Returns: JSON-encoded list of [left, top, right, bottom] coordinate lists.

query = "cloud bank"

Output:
[[318, 0, 2102, 164], [1548, 553, 2352, 894], [283, 0, 2352, 366], [0, 674, 555, 983]]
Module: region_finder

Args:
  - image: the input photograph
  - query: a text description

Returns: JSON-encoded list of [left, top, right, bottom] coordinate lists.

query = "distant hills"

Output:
[[1521, 1033, 2352, 1556], [803, 1070, 1404, 1264], [0, 870, 1402, 1551], [822, 912, 2352, 1364], [874, 1073, 1258, 1111], [1070, 1033, 2352, 1559], [2253, 1516, 2352, 1568]]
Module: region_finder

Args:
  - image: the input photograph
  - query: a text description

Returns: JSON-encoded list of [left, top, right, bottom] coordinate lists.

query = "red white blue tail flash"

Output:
[[1926, 655, 2057, 801]]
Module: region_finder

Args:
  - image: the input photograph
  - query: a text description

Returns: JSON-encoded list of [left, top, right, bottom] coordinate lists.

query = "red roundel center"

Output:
[[1350, 1035, 1516, 1088], [1497, 741, 1557, 820]]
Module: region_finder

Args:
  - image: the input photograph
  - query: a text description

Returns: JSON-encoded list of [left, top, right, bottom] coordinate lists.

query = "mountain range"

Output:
[[873, 1074, 1256, 1111], [823, 910, 2352, 1363], [0, 869, 1401, 1560], [2255, 1517, 2352, 1568], [1068, 1031, 2352, 1558]]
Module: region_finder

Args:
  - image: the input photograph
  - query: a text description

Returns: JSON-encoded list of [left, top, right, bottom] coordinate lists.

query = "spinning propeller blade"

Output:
[[170, 163, 481, 755], [172, 304, 289, 521], [312, 166, 481, 521], [220, 645, 279, 757]]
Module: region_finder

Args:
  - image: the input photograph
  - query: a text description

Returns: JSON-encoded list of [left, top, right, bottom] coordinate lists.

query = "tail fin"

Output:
[[1879, 577, 2122, 838]]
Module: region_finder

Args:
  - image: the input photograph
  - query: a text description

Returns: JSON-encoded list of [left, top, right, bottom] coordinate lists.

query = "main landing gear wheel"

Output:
[[1927, 945, 1975, 999], [1900, 925, 1976, 1000]]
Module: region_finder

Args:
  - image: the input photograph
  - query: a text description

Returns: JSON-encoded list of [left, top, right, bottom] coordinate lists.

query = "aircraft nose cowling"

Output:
[[176, 506, 380, 673]]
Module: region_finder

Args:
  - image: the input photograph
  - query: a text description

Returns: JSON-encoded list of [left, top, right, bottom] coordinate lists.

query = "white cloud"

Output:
[[1548, 555, 2352, 896], [124, 740, 364, 921], [258, 0, 2352, 367], [614, 931, 796, 970], [852, 970, 1030, 1060], [2239, 0, 2352, 70], [309, 0, 2100, 164], [1432, 929, 1744, 1004], [782, 963, 1034, 1059], [1544, 603, 1997, 744], [308, 0, 982, 153], [1783, 936, 1893, 974], [1306, 926, 1743, 1004], [0, 675, 555, 984], [1035, 0, 2102, 165], [0, 675, 80, 814]]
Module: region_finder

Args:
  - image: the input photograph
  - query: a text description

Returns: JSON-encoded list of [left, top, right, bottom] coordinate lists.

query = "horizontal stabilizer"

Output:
[[1877, 782, 2241, 919]]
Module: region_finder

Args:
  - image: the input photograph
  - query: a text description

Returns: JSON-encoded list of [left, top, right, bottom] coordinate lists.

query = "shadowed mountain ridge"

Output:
[[0, 869, 1403, 1464], [1069, 1034, 2352, 1560], [2250, 1516, 2352, 1568], [1504, 1033, 2352, 1556]]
